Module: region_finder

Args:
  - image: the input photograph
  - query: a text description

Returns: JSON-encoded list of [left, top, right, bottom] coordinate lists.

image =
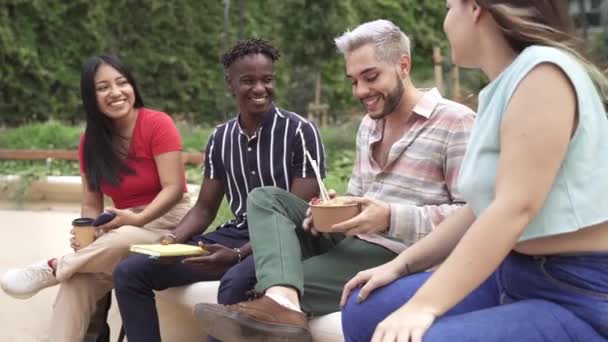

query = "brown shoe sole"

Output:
[[194, 303, 313, 342]]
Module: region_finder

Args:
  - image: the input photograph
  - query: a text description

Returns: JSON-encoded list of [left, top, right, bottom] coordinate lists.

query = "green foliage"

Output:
[[324, 149, 355, 195], [1, 0, 447, 125], [1, 121, 357, 224], [0, 159, 80, 176], [589, 31, 608, 69], [176, 122, 213, 152], [0, 120, 358, 194], [0, 159, 80, 207], [0, 120, 83, 149], [320, 122, 358, 153]]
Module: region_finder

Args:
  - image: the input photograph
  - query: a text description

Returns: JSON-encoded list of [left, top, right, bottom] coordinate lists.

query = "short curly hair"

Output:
[[221, 38, 280, 69]]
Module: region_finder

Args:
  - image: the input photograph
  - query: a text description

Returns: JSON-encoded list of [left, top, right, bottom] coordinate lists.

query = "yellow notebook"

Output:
[[129, 244, 208, 257]]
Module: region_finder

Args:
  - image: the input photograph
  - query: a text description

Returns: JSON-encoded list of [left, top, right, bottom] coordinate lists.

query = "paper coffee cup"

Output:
[[72, 218, 96, 247]]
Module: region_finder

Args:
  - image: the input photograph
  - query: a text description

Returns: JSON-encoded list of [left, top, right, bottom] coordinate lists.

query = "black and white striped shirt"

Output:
[[203, 105, 325, 229]]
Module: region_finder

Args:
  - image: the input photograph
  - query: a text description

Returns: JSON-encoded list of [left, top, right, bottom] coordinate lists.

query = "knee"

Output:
[[341, 288, 361, 326], [113, 255, 147, 291], [112, 261, 130, 291], [217, 275, 246, 305], [54, 275, 91, 296], [249, 187, 273, 201], [53, 274, 109, 312], [217, 264, 255, 305], [341, 288, 376, 342], [249, 187, 288, 206]]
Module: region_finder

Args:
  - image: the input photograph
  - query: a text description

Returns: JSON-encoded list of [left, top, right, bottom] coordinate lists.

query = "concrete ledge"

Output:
[[0, 175, 82, 202]]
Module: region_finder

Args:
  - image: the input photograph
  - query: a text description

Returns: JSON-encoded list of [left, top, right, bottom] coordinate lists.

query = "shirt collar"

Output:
[[412, 88, 442, 119], [236, 103, 280, 138], [369, 88, 442, 139]]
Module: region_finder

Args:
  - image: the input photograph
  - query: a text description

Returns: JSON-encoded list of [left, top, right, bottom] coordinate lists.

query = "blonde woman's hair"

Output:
[[334, 19, 411, 63], [475, 0, 608, 103]]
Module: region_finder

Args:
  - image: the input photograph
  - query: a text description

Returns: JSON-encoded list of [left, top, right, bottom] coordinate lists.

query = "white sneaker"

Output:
[[1, 260, 59, 299]]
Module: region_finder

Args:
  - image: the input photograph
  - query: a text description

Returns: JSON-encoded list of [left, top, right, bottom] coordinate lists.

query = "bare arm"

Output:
[[79, 171, 104, 218], [133, 151, 185, 225], [290, 177, 320, 202], [404, 64, 576, 317], [341, 205, 475, 304], [72, 171, 104, 250], [169, 177, 225, 243], [390, 205, 475, 275], [95, 150, 185, 231]]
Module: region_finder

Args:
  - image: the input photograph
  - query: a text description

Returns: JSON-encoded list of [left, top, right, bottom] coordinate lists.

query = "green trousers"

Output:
[[248, 187, 396, 316]]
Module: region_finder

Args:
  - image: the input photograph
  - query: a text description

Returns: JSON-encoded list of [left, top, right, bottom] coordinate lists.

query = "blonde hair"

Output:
[[334, 19, 411, 63], [477, 0, 608, 103]]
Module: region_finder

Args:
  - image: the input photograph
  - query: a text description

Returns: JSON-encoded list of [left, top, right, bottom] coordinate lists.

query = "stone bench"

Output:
[[155, 281, 344, 341]]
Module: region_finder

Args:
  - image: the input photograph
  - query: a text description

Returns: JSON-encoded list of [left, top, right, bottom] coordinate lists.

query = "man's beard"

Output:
[[368, 73, 404, 120]]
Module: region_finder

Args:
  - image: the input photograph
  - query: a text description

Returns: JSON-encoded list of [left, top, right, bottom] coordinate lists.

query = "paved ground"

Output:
[[0, 201, 207, 342], [0, 204, 124, 342], [0, 202, 125, 341]]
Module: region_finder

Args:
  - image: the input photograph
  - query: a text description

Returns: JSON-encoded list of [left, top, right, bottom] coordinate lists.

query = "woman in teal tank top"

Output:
[[341, 1, 608, 341]]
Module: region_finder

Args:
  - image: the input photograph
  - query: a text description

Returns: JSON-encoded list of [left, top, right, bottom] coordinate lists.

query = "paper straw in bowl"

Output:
[[305, 151, 329, 202]]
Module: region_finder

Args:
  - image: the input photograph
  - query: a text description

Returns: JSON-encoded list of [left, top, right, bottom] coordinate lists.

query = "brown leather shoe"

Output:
[[194, 296, 312, 342]]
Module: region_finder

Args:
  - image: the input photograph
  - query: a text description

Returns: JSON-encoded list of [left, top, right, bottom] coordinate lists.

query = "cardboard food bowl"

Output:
[[310, 199, 361, 232]]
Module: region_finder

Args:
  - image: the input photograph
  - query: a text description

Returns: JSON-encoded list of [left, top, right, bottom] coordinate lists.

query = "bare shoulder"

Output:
[[511, 63, 576, 105]]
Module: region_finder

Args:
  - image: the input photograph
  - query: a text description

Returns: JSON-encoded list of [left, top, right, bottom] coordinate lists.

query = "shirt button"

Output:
[[251, 170, 256, 175], [247, 147, 252, 152]]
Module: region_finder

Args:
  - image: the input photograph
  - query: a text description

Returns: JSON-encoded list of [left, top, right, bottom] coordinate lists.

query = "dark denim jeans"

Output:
[[113, 228, 253, 342], [342, 252, 608, 341]]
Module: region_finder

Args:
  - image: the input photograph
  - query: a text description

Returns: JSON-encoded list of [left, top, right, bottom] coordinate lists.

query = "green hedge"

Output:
[[1, 0, 448, 125]]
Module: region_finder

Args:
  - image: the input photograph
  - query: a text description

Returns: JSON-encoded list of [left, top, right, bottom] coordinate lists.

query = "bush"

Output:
[[1, 1, 448, 125], [589, 30, 608, 69], [0, 120, 83, 149], [176, 122, 214, 152]]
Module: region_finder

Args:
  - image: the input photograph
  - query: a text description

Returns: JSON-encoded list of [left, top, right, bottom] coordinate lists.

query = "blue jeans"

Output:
[[113, 226, 254, 342], [342, 252, 608, 341]]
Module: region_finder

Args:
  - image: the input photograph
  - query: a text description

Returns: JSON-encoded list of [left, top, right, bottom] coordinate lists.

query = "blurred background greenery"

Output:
[[0, 0, 452, 125], [2, 1, 605, 125], [2, 0, 607, 224], [0, 121, 357, 224]]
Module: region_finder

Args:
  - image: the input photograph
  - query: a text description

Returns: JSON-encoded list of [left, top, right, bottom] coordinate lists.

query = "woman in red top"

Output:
[[1, 55, 190, 341]]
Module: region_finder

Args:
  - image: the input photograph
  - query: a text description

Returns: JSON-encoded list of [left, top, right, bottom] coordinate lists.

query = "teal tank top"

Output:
[[457, 45, 608, 241]]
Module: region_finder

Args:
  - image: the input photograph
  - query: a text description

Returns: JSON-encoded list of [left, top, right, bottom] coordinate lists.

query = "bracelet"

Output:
[[162, 232, 177, 243], [233, 247, 242, 263]]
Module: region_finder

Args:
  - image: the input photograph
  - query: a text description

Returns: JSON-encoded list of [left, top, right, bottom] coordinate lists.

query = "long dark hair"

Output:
[[80, 55, 144, 191], [474, 0, 608, 101]]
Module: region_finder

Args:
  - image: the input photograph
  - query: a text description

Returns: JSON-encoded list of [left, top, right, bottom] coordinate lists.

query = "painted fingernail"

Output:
[[356, 294, 363, 303]]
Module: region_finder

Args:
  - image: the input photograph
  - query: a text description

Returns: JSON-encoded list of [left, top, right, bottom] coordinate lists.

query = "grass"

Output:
[[0, 120, 83, 149]]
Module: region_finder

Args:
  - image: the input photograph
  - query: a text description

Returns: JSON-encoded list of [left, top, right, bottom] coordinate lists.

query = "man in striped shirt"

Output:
[[112, 39, 325, 342], [197, 20, 475, 341]]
